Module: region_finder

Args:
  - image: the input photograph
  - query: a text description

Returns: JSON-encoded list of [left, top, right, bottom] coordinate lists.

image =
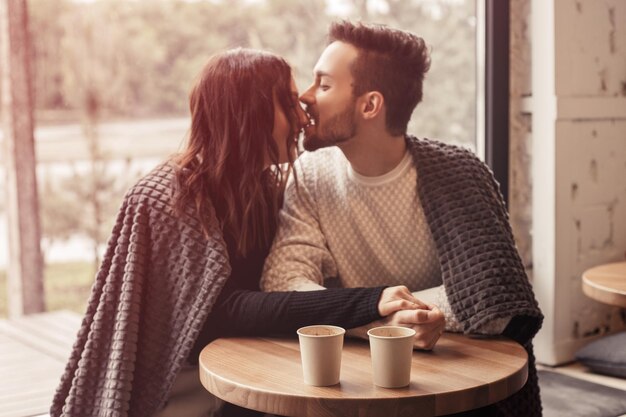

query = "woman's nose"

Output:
[[296, 104, 309, 127]]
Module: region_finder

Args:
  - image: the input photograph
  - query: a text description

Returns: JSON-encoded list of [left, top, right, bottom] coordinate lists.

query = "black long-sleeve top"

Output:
[[188, 235, 385, 364]]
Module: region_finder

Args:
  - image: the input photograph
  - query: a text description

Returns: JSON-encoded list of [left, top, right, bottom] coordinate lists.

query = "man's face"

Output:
[[300, 41, 359, 151]]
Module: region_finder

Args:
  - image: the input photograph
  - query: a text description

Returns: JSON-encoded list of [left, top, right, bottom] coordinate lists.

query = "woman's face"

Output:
[[270, 77, 308, 166]]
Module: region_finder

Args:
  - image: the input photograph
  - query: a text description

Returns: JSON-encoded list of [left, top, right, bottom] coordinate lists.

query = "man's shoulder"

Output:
[[288, 147, 349, 200], [407, 136, 500, 198], [298, 147, 345, 165], [407, 135, 476, 157], [406, 135, 485, 167], [296, 147, 347, 178]]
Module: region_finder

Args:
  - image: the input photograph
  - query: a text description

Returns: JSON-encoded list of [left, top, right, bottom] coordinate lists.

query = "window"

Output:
[[479, 0, 510, 205]]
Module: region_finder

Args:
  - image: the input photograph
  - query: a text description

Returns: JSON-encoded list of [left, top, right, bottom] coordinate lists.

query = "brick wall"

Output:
[[513, 0, 626, 365]]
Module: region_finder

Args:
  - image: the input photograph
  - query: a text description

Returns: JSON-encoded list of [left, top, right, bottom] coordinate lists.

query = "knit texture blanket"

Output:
[[408, 136, 543, 417], [50, 163, 231, 417]]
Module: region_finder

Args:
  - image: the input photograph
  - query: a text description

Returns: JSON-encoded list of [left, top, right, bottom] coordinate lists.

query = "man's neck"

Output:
[[339, 132, 407, 177]]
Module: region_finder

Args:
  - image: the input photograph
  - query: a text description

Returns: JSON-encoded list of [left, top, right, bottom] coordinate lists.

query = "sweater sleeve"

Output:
[[207, 286, 385, 337], [261, 160, 337, 291], [413, 285, 509, 334]]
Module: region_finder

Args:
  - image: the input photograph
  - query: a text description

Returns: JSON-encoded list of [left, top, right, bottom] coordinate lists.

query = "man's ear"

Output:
[[359, 92, 384, 120]]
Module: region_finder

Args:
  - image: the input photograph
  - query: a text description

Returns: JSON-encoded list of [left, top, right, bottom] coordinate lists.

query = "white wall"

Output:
[[530, 0, 626, 365]]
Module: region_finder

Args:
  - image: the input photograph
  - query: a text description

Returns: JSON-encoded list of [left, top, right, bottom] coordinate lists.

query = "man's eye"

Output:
[[319, 85, 330, 91]]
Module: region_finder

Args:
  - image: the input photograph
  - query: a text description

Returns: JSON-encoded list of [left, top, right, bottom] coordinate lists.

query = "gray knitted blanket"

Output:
[[52, 138, 543, 417], [408, 135, 543, 417], [51, 164, 232, 417]]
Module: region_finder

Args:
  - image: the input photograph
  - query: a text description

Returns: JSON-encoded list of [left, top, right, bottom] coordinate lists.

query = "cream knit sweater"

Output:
[[262, 147, 508, 333]]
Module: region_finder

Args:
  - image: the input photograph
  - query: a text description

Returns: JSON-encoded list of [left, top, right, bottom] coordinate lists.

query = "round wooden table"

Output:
[[199, 333, 528, 417], [582, 261, 626, 308]]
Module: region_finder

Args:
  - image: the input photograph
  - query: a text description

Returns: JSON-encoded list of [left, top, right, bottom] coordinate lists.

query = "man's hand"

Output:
[[381, 304, 445, 350], [377, 285, 427, 316], [373, 287, 445, 350]]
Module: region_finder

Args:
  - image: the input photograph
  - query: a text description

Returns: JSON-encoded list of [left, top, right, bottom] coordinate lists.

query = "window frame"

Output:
[[478, 0, 510, 206]]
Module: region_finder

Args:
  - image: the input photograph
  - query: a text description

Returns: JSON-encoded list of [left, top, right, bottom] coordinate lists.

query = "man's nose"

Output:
[[299, 84, 315, 105]]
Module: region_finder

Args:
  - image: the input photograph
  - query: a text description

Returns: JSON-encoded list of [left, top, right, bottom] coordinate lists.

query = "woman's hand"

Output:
[[377, 285, 427, 316]]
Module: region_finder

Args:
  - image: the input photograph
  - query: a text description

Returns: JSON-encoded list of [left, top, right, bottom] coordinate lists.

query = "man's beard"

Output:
[[303, 102, 357, 152]]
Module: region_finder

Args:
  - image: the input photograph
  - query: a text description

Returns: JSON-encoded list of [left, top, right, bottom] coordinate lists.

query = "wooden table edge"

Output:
[[432, 351, 528, 416], [198, 365, 441, 416], [198, 336, 529, 417], [582, 275, 626, 308]]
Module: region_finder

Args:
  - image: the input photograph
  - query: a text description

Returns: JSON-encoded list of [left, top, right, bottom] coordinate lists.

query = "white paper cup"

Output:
[[297, 325, 345, 386], [368, 326, 416, 388]]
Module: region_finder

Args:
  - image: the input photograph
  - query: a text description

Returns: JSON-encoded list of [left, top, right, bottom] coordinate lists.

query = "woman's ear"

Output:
[[359, 91, 384, 120]]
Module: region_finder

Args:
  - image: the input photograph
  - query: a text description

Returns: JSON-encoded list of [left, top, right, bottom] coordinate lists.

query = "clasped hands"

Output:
[[374, 285, 446, 350]]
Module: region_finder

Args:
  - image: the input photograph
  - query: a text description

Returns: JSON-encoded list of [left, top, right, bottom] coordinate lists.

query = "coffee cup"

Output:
[[297, 325, 345, 386], [368, 326, 415, 388]]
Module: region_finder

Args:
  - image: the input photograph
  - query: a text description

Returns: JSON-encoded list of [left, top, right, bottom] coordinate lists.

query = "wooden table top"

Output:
[[199, 333, 528, 417], [582, 261, 626, 308]]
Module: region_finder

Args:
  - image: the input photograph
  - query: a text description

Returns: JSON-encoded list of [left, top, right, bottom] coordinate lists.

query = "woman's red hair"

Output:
[[174, 48, 298, 256]]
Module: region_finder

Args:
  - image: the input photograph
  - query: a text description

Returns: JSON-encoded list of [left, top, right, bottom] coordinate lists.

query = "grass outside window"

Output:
[[0, 262, 94, 318]]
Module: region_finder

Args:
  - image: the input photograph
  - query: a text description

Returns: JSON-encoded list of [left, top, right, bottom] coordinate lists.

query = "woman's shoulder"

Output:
[[122, 161, 223, 238], [125, 162, 178, 204]]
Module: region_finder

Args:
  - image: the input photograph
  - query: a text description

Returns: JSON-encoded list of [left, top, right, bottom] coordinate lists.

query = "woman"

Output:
[[50, 49, 419, 417]]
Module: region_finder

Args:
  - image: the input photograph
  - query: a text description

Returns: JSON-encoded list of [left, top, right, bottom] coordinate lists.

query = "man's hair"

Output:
[[328, 21, 431, 136]]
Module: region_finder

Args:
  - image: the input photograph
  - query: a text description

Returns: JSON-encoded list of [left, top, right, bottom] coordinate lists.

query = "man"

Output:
[[262, 21, 543, 417]]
